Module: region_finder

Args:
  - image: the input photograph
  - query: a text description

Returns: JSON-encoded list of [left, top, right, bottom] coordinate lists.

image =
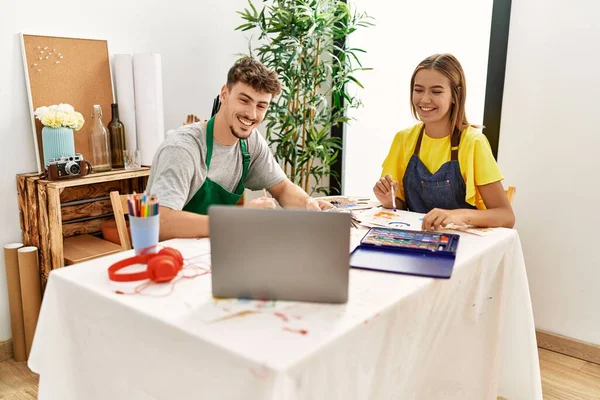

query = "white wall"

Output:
[[4, 0, 597, 349], [0, 0, 252, 341], [343, 1, 493, 196], [498, 0, 600, 345]]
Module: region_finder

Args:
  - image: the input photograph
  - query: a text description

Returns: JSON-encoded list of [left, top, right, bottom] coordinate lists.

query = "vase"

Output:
[[41, 126, 76, 167]]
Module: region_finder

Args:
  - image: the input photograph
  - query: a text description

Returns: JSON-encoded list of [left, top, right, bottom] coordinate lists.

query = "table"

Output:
[[28, 225, 542, 399]]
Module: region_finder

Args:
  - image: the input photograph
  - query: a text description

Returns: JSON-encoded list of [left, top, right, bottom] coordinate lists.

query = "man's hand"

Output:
[[421, 208, 469, 231], [246, 197, 277, 209], [373, 174, 398, 209], [306, 198, 333, 211]]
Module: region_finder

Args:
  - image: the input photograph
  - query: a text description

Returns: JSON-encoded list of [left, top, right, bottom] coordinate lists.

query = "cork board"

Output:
[[21, 34, 114, 172]]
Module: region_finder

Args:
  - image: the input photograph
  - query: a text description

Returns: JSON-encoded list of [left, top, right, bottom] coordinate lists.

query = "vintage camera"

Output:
[[46, 154, 91, 180]]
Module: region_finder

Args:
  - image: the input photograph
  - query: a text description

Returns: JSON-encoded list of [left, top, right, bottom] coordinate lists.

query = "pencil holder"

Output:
[[129, 214, 160, 255]]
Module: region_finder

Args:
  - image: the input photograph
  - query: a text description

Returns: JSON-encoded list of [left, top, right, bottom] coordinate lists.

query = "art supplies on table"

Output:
[[349, 227, 461, 279], [323, 207, 360, 228], [127, 193, 160, 255], [127, 193, 159, 218], [354, 207, 495, 236], [320, 196, 380, 211]]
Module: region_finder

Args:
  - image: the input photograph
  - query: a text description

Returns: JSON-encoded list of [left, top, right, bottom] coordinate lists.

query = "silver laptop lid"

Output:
[[209, 206, 350, 303]]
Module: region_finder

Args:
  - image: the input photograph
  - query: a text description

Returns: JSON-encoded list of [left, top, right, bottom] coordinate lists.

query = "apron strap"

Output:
[[414, 124, 462, 161], [450, 127, 461, 161], [413, 125, 426, 156], [239, 139, 250, 182], [206, 117, 215, 169]]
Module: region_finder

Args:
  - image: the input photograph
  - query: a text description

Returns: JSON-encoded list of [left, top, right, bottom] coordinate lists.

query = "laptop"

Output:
[[209, 206, 351, 303]]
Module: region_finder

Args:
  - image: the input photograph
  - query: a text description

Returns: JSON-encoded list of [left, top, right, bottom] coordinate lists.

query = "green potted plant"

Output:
[[237, 0, 373, 194]]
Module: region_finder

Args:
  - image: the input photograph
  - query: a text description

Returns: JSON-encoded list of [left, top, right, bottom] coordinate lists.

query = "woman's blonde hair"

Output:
[[410, 54, 477, 132]]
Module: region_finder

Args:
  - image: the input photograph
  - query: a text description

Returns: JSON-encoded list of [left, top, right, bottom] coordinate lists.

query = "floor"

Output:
[[0, 359, 37, 400], [1, 348, 599, 399], [538, 348, 600, 400]]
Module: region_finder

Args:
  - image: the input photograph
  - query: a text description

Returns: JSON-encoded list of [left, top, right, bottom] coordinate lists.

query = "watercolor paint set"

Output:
[[350, 227, 461, 279]]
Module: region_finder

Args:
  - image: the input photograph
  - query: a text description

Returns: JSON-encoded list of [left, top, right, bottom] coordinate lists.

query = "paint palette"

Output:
[[360, 227, 460, 255]]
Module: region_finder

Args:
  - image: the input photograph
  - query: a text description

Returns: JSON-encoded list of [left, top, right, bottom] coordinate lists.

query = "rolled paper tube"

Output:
[[133, 53, 165, 166], [17, 246, 42, 358], [3, 243, 27, 361], [114, 54, 138, 152]]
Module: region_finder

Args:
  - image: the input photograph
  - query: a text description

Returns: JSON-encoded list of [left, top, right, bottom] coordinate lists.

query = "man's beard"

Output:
[[229, 125, 252, 140]]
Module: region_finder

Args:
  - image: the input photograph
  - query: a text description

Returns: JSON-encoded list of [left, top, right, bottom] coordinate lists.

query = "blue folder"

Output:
[[349, 228, 460, 279]]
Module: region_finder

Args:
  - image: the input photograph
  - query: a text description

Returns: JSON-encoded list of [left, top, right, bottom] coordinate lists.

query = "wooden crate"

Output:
[[16, 168, 150, 289]]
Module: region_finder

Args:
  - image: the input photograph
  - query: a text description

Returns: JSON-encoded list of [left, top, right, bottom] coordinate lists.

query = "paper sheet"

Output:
[[133, 53, 165, 165], [114, 54, 137, 151], [355, 208, 495, 236], [320, 196, 380, 211], [355, 208, 425, 230]]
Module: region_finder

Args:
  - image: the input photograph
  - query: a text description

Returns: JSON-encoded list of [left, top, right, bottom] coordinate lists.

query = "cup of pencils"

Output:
[[127, 193, 160, 255]]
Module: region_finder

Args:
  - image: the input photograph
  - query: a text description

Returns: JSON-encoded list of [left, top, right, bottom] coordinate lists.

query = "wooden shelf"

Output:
[[63, 234, 121, 265], [40, 167, 150, 188]]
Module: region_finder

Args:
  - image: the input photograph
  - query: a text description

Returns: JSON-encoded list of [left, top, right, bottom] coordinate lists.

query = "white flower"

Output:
[[55, 111, 68, 126], [57, 103, 74, 113], [74, 112, 85, 130], [41, 112, 60, 128], [34, 103, 84, 130], [34, 106, 49, 118]]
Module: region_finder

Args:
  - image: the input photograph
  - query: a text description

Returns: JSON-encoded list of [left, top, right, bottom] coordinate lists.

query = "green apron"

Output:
[[182, 117, 250, 215]]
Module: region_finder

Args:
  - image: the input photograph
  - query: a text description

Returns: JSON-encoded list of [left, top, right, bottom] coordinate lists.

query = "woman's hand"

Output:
[[373, 174, 398, 209], [421, 208, 470, 231]]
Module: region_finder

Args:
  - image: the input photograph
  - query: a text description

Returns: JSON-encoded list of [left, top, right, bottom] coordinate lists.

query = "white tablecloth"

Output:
[[29, 227, 542, 400]]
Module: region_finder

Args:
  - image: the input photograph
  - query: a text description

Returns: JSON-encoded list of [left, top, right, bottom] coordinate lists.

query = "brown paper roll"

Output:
[[17, 246, 42, 358], [3, 243, 27, 362]]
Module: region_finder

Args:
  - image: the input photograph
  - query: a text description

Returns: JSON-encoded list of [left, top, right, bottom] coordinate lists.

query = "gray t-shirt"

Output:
[[145, 122, 286, 210]]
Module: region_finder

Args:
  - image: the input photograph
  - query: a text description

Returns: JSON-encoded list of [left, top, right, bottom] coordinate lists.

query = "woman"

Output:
[[373, 54, 515, 231]]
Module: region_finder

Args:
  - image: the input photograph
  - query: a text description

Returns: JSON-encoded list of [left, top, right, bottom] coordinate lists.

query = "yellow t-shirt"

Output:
[[381, 123, 504, 210]]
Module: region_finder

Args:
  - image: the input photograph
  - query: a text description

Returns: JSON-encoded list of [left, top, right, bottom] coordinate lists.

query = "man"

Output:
[[145, 57, 331, 240]]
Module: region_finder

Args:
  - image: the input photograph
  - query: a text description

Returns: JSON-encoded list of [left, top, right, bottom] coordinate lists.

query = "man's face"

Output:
[[220, 82, 272, 139]]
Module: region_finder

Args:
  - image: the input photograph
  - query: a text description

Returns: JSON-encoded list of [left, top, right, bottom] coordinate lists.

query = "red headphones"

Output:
[[108, 247, 184, 283]]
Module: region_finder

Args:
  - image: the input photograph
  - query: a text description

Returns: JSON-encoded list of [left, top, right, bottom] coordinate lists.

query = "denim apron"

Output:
[[403, 125, 476, 213], [182, 116, 250, 215]]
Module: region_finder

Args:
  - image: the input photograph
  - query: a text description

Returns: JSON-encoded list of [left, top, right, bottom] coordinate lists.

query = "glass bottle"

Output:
[[90, 105, 112, 172], [108, 103, 126, 168]]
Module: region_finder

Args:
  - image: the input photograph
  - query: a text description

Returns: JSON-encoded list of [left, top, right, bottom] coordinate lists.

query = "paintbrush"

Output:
[[391, 185, 396, 212]]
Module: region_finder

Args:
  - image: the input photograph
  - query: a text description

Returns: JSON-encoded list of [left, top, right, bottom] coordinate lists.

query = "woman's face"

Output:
[[412, 69, 453, 125]]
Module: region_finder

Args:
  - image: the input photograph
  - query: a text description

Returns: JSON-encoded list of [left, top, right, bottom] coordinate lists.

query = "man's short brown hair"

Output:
[[227, 57, 282, 97]]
